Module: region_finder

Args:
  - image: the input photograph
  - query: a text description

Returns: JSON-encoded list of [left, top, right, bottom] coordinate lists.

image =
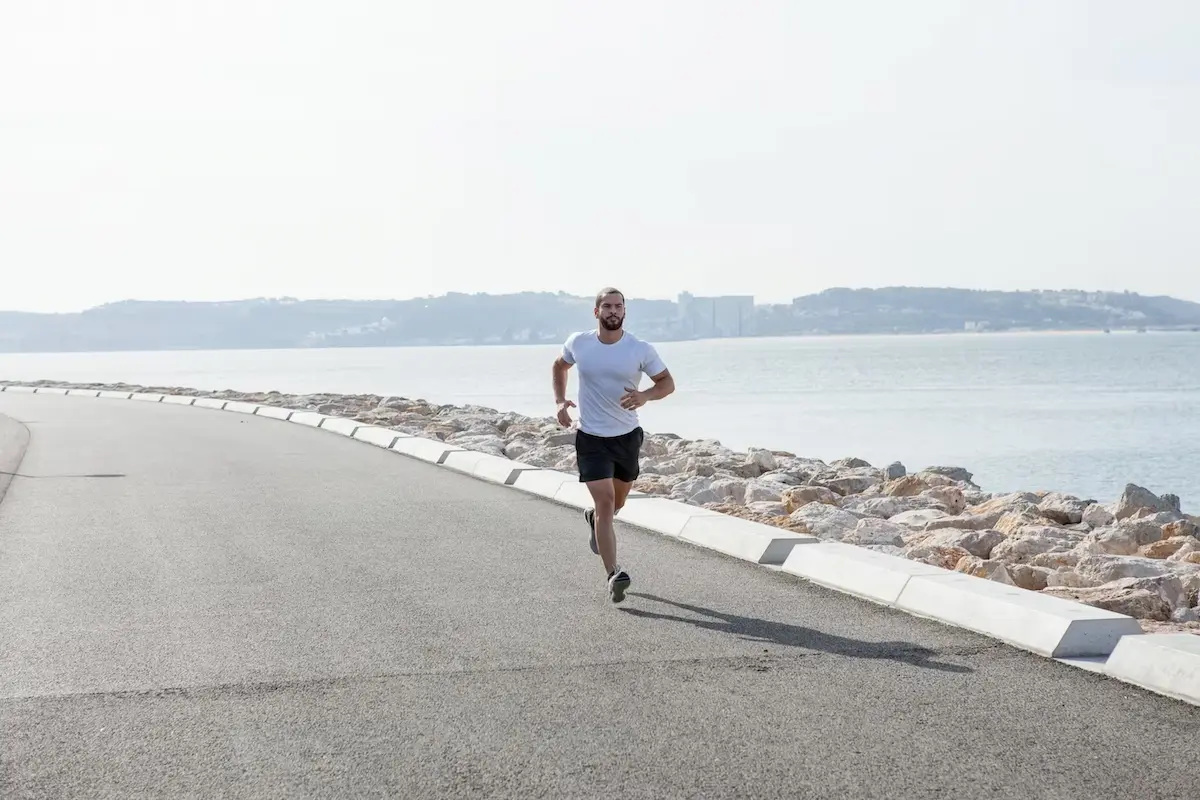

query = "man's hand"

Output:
[[556, 399, 576, 427], [619, 388, 647, 410]]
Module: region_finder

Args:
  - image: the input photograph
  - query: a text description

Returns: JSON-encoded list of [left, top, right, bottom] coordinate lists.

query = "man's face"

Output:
[[595, 294, 625, 331]]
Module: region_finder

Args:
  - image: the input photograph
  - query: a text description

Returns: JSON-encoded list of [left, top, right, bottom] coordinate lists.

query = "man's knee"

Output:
[[586, 481, 616, 515]]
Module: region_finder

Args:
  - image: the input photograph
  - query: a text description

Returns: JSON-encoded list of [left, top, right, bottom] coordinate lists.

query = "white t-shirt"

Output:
[[561, 329, 668, 438]]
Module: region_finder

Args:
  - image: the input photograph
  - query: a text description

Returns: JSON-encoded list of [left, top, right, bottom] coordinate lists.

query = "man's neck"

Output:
[[596, 327, 625, 345]]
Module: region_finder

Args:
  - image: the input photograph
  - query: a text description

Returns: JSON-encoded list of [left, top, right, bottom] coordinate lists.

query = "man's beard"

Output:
[[600, 315, 623, 331]]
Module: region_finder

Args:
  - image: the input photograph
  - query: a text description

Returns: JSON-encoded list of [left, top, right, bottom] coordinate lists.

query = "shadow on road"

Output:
[[621, 592, 974, 674]]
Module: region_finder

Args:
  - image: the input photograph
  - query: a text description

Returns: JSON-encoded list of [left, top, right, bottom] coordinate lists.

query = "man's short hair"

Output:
[[595, 287, 625, 308]]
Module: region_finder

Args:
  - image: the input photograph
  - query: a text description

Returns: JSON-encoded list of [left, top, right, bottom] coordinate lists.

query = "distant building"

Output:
[[677, 292, 755, 338]]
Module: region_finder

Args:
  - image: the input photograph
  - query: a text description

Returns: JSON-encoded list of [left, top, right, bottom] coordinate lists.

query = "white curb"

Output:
[[318, 417, 360, 437], [352, 425, 405, 448], [782, 542, 953, 606], [894, 571, 1143, 658], [1104, 634, 1200, 706]]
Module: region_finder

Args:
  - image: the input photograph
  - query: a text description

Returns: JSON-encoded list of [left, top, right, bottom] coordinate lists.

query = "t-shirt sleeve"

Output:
[[641, 342, 667, 377], [561, 332, 578, 365]]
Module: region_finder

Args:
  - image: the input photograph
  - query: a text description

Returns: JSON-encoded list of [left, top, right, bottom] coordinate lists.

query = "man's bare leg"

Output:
[[585, 478, 618, 574], [613, 479, 634, 516]]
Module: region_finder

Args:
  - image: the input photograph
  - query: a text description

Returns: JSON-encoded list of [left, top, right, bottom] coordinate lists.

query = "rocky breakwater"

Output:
[[8, 379, 1200, 635]]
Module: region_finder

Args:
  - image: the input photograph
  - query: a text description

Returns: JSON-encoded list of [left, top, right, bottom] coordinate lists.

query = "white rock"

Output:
[[743, 479, 791, 504], [746, 501, 788, 516], [990, 529, 1077, 564], [889, 508, 952, 529], [1086, 519, 1166, 556], [1171, 607, 1200, 623], [1168, 540, 1200, 562], [787, 502, 862, 541], [673, 476, 716, 498], [1115, 483, 1180, 520], [925, 510, 1007, 532], [747, 448, 779, 472], [759, 470, 807, 486], [921, 528, 1006, 560], [711, 477, 748, 504], [925, 486, 967, 515], [842, 518, 906, 547], [838, 497, 908, 519], [1081, 503, 1116, 529], [1075, 554, 1199, 585], [1038, 493, 1092, 525]]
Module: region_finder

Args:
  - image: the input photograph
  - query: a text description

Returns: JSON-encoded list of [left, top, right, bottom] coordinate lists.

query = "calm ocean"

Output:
[[2, 331, 1197, 511]]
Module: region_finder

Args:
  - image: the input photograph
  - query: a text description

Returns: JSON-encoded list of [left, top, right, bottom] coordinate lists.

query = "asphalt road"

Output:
[[1, 393, 1196, 799]]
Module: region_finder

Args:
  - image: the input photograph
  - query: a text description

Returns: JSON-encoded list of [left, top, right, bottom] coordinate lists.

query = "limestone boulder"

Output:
[[925, 486, 967, 515], [989, 527, 1078, 564], [994, 509, 1055, 536], [1162, 518, 1200, 539], [747, 448, 779, 473], [1074, 553, 1199, 585], [1009, 564, 1052, 592], [831, 457, 872, 470], [746, 501, 788, 517], [672, 475, 715, 499], [1085, 518, 1167, 556], [955, 555, 1015, 584], [743, 479, 792, 504], [1028, 548, 1086, 571], [1171, 607, 1200, 624], [782, 486, 841, 513], [1114, 483, 1181, 520], [889, 508, 952, 529], [811, 471, 883, 497], [966, 492, 1042, 518], [1081, 503, 1116, 529], [1042, 582, 1173, 621], [906, 544, 972, 570], [842, 518, 906, 547], [1037, 493, 1093, 526], [917, 466, 978, 487], [883, 476, 930, 497], [925, 511, 1007, 532], [839, 494, 944, 519], [920, 527, 1006, 560], [633, 475, 676, 496], [1139, 536, 1197, 560], [787, 502, 862, 541], [758, 470, 808, 486], [1168, 540, 1200, 563]]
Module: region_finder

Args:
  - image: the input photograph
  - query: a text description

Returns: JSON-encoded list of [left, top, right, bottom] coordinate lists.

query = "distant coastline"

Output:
[[2, 326, 1198, 357], [2, 287, 1199, 354]]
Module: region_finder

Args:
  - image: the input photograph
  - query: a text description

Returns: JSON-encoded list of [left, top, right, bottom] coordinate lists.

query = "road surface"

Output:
[[0, 392, 1196, 799]]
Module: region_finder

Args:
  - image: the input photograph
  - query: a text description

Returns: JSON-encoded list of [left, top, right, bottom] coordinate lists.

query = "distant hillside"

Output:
[[774, 287, 1200, 336], [0, 287, 1197, 353]]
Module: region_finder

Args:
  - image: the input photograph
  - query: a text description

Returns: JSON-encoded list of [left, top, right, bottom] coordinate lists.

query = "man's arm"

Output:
[[642, 368, 675, 401], [621, 368, 674, 410], [552, 356, 573, 404]]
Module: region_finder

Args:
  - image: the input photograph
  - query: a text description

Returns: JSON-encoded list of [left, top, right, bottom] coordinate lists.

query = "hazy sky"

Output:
[[2, 1, 1198, 312]]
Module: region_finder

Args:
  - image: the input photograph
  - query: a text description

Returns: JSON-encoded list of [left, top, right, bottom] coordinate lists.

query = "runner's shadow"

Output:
[[621, 592, 973, 674]]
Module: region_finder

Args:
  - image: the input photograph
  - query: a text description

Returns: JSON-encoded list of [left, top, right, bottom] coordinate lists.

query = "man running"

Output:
[[552, 287, 676, 603]]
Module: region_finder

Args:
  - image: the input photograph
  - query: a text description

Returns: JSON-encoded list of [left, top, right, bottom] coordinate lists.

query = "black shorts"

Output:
[[575, 426, 644, 484]]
